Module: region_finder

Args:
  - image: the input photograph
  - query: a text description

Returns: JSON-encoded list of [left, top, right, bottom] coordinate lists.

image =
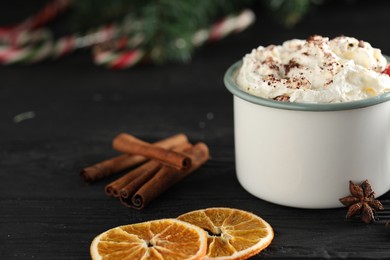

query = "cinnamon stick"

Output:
[[119, 162, 162, 199], [119, 142, 209, 209], [112, 133, 192, 171], [80, 133, 188, 182], [117, 143, 192, 198], [80, 154, 145, 183], [104, 160, 161, 197]]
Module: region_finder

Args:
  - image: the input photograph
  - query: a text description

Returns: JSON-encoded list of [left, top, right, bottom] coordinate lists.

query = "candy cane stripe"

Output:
[[93, 51, 118, 66], [0, 1, 254, 69], [109, 50, 143, 69], [209, 19, 225, 41], [0, 47, 26, 64], [53, 36, 75, 57]]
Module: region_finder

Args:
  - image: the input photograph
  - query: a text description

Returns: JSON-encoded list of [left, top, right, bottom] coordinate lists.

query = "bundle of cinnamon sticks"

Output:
[[80, 133, 209, 209]]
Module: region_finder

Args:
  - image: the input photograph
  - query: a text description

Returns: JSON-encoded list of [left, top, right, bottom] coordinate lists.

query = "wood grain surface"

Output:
[[1, 1, 390, 259]]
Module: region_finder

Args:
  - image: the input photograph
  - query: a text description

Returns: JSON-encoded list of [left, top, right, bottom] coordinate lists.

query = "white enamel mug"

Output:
[[224, 60, 390, 209]]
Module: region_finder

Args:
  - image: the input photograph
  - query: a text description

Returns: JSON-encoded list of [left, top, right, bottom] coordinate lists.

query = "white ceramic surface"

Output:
[[225, 60, 390, 209]]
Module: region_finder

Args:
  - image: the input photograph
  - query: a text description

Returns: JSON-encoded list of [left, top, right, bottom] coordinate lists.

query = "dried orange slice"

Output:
[[90, 218, 207, 260], [177, 207, 273, 259]]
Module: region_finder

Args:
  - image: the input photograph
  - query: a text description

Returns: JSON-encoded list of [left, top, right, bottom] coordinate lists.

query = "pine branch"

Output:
[[261, 0, 323, 27], [71, 0, 253, 63]]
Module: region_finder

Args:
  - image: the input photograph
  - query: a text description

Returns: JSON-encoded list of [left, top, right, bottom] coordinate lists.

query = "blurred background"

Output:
[[0, 0, 389, 70]]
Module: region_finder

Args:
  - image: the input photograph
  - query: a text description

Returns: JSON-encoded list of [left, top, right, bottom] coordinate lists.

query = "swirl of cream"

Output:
[[236, 35, 390, 103]]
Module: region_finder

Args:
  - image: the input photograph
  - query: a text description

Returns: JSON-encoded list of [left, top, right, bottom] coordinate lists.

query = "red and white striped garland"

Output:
[[0, 0, 255, 69]]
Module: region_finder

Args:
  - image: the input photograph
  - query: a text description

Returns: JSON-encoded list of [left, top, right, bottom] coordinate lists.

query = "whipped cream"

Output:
[[236, 35, 390, 103]]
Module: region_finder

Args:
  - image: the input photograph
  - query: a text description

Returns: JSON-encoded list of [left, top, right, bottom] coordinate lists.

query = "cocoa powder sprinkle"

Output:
[[273, 95, 290, 102], [284, 59, 301, 75]]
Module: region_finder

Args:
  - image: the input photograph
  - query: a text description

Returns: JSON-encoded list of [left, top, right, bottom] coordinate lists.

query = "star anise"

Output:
[[339, 180, 384, 224]]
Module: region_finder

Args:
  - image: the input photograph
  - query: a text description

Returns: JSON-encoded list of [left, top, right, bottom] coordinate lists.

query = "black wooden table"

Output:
[[1, 1, 390, 259]]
